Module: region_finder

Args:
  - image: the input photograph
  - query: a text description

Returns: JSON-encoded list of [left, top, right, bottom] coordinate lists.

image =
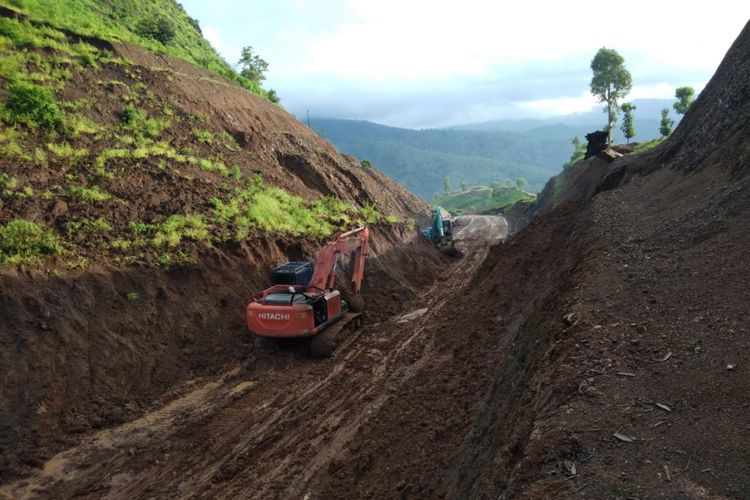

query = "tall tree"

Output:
[[590, 47, 632, 145], [620, 102, 637, 143], [516, 177, 528, 190], [659, 108, 674, 137], [673, 86, 695, 115], [238, 46, 269, 82], [443, 176, 451, 193]]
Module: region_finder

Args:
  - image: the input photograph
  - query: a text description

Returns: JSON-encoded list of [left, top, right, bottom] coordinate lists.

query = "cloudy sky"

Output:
[[181, 0, 748, 128]]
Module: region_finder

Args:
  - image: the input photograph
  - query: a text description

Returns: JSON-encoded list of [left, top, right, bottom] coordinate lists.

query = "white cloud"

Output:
[[202, 25, 224, 52], [280, 0, 749, 84], [629, 83, 681, 100], [517, 92, 598, 116], [182, 0, 749, 126]]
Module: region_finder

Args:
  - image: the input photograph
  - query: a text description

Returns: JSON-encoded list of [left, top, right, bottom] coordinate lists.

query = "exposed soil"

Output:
[[0, 224, 448, 483], [0, 215, 504, 499], [107, 42, 425, 220]]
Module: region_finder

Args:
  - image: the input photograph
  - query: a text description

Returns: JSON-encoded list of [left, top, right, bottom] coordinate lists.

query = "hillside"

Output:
[[309, 101, 679, 199], [0, 3, 428, 268], [302, 20, 750, 498], [309, 118, 564, 198], [0, 0, 269, 97]]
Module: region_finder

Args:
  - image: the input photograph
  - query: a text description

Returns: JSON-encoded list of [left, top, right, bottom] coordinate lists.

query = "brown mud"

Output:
[[0, 215, 504, 499]]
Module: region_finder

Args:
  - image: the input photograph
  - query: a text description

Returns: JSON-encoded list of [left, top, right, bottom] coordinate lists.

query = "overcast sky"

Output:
[[181, 0, 749, 128]]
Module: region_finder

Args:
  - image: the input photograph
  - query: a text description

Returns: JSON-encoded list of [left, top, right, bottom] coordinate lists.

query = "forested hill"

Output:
[[308, 118, 566, 199], [308, 98, 680, 199]]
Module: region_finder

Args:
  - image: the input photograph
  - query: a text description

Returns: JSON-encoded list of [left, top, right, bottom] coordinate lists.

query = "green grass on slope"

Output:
[[0, 18, 402, 269], [0, 0, 267, 98], [633, 137, 666, 153], [432, 185, 536, 215]]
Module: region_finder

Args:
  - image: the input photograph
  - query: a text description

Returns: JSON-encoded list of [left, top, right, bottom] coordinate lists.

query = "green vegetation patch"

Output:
[[210, 177, 371, 240], [2, 81, 63, 129], [63, 217, 113, 237], [47, 141, 88, 161], [68, 184, 111, 203], [432, 184, 536, 215], [206, 175, 397, 241], [191, 128, 214, 144], [151, 214, 209, 248], [0, 0, 273, 100], [634, 137, 666, 153], [0, 219, 62, 264]]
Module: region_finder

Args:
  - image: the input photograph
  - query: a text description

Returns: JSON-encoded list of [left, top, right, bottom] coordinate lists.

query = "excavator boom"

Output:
[[309, 226, 369, 293]]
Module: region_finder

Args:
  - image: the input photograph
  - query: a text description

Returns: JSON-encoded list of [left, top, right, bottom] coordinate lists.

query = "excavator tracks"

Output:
[[309, 312, 363, 357]]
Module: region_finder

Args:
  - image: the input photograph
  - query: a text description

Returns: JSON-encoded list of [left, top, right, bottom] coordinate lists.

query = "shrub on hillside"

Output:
[[120, 104, 141, 125], [0, 219, 61, 264], [136, 16, 175, 45], [3, 82, 63, 129]]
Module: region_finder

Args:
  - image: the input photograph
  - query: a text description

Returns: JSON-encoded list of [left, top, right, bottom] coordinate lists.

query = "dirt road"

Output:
[[1, 215, 507, 500], [452, 215, 507, 251]]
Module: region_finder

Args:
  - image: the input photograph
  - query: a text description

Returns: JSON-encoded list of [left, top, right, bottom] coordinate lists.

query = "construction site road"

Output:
[[452, 215, 508, 251], [1, 215, 508, 500]]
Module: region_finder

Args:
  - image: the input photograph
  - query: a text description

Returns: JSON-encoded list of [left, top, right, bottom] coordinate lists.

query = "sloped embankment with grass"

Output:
[[0, 2, 441, 479], [431, 183, 536, 216]]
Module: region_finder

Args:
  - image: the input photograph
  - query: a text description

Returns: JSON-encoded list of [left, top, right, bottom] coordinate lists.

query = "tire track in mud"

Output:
[[0, 215, 507, 500]]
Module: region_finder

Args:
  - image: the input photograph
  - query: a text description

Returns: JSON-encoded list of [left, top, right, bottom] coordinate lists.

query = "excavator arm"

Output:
[[308, 226, 369, 294]]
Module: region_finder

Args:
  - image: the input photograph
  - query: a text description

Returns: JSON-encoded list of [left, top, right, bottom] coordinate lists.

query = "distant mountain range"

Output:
[[307, 99, 682, 199], [452, 98, 681, 140]]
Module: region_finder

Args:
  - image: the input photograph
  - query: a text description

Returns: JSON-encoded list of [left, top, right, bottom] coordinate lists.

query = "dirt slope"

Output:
[[108, 42, 424, 219], [0, 215, 504, 499], [394, 21, 750, 498]]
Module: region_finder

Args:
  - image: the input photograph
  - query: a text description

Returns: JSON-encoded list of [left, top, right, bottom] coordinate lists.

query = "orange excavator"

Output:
[[247, 227, 369, 357]]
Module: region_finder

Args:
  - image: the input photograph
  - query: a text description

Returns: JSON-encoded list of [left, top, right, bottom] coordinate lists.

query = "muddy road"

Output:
[[1, 215, 506, 500]]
